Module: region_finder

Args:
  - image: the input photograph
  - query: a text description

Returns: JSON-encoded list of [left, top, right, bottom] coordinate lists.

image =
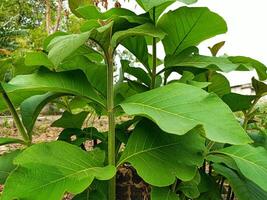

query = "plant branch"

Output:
[[151, 7, 157, 89], [1, 92, 30, 145], [105, 48, 116, 200]]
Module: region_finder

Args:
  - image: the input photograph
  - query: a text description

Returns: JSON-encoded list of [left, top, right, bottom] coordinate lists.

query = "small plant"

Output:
[[1, 0, 267, 199]]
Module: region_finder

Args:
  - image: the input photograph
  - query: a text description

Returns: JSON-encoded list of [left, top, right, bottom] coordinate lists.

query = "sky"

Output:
[[119, 0, 267, 86]]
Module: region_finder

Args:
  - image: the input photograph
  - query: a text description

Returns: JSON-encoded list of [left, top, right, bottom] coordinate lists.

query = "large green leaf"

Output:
[[118, 120, 205, 186], [158, 7, 227, 55], [68, 0, 93, 17], [52, 111, 89, 129], [0, 69, 104, 112], [0, 137, 25, 146], [229, 56, 267, 80], [2, 141, 115, 200], [0, 150, 21, 184], [24, 52, 54, 69], [121, 60, 151, 87], [21, 92, 63, 133], [47, 31, 91, 67], [121, 83, 251, 144], [213, 164, 267, 200], [111, 23, 166, 48], [60, 56, 107, 96], [222, 93, 255, 112], [121, 36, 149, 69], [215, 145, 267, 192], [151, 187, 180, 200], [165, 54, 239, 73], [136, 0, 197, 12], [252, 77, 267, 97]]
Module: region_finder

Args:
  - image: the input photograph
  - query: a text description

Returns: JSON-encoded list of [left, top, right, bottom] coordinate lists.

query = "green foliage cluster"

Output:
[[1, 0, 267, 199]]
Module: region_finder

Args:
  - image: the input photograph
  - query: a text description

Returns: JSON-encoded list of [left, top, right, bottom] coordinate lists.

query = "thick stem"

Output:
[[151, 7, 157, 89], [106, 49, 116, 200], [1, 92, 30, 145]]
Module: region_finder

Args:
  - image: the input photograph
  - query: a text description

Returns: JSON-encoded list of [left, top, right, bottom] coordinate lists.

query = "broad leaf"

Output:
[[178, 172, 200, 198], [213, 164, 267, 200], [111, 23, 166, 48], [0, 150, 21, 184], [222, 93, 255, 112], [215, 145, 267, 192], [121, 83, 251, 144], [68, 0, 93, 17], [118, 120, 205, 186], [136, 0, 197, 12], [158, 7, 227, 55], [0, 137, 25, 146], [207, 72, 231, 97], [60, 56, 107, 96], [2, 141, 115, 200], [252, 77, 267, 97], [121, 60, 151, 87], [47, 31, 91, 67], [165, 54, 239, 72], [121, 36, 149, 70], [52, 111, 89, 129], [0, 69, 104, 112], [151, 187, 180, 200], [21, 92, 63, 133], [229, 56, 267, 80], [25, 52, 54, 69]]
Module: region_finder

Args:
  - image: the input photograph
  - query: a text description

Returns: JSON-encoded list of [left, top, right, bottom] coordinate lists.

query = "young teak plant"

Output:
[[1, 0, 267, 199]]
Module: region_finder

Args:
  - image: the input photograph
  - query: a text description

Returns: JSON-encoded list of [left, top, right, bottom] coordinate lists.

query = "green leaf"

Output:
[[229, 56, 267, 80], [0, 69, 104, 112], [118, 120, 205, 186], [0, 150, 21, 184], [2, 141, 116, 200], [207, 72, 231, 97], [222, 93, 255, 112], [151, 187, 180, 200], [252, 77, 267, 97], [165, 54, 239, 72], [196, 172, 221, 200], [0, 137, 25, 146], [136, 0, 197, 12], [60, 56, 107, 96], [178, 172, 200, 198], [47, 31, 91, 67], [43, 31, 68, 51], [121, 36, 149, 69], [121, 60, 151, 87], [52, 111, 89, 129], [121, 83, 251, 145], [111, 23, 166, 48], [24, 52, 54, 69], [158, 7, 227, 55], [76, 5, 136, 20], [215, 145, 267, 192], [68, 0, 93, 17], [213, 164, 267, 200], [21, 92, 63, 133], [208, 41, 225, 56]]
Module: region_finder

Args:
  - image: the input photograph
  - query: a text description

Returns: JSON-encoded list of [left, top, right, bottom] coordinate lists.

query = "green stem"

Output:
[[106, 48, 116, 200], [151, 7, 157, 89], [1, 92, 31, 145]]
